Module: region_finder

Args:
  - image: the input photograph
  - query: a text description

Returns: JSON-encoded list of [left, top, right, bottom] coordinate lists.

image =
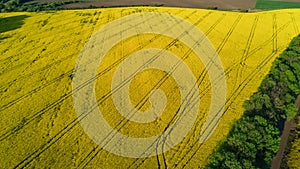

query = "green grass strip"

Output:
[[256, 0, 300, 9]]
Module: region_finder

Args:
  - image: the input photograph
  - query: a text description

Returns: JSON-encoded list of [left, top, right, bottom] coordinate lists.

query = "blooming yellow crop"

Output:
[[0, 7, 300, 168]]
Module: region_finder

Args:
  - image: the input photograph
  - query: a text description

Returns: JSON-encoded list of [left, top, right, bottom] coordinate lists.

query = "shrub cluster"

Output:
[[206, 34, 300, 169]]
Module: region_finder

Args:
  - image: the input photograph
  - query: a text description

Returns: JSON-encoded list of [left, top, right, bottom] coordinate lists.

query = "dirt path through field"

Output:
[[270, 119, 298, 169], [270, 95, 300, 169], [62, 0, 256, 10]]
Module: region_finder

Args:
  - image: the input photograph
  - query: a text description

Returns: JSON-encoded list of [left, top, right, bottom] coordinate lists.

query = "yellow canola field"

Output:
[[0, 7, 300, 168]]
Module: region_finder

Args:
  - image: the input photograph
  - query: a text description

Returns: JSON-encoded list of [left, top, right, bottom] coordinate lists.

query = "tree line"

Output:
[[0, 0, 80, 12], [206, 34, 300, 169]]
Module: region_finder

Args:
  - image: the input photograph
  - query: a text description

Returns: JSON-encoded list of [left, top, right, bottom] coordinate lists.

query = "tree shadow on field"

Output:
[[0, 15, 29, 34]]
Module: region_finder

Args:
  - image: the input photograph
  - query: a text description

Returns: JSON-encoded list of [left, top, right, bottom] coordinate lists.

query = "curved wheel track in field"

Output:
[[1, 8, 300, 168]]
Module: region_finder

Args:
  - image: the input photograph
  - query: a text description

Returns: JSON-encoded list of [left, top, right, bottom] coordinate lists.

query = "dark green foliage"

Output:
[[0, 0, 81, 12], [0, 14, 28, 33], [207, 116, 280, 169], [206, 34, 300, 168]]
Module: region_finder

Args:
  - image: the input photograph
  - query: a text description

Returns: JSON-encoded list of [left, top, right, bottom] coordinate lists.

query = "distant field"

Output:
[[27, 0, 257, 9], [1, 7, 300, 168], [256, 0, 300, 9], [3, 0, 300, 13], [4, 0, 300, 12]]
